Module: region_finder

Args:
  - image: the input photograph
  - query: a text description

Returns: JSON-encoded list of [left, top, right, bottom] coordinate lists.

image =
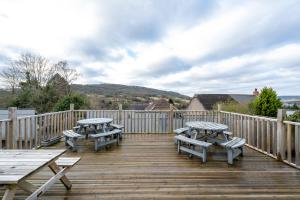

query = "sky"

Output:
[[0, 0, 300, 96]]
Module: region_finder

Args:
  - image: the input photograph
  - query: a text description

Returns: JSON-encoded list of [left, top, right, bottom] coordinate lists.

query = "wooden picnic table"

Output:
[[77, 118, 113, 135], [185, 121, 229, 142], [0, 149, 79, 200]]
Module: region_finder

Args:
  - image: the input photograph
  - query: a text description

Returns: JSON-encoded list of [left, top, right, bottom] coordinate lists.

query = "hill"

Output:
[[71, 83, 189, 99]]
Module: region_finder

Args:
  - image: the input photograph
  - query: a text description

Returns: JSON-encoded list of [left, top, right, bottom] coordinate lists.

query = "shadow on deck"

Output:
[[9, 134, 300, 199]]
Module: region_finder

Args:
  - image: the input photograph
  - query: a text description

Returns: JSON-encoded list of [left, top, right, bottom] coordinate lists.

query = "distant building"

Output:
[[186, 94, 255, 110], [145, 99, 177, 110], [0, 109, 35, 120], [128, 103, 149, 110], [253, 88, 259, 96]]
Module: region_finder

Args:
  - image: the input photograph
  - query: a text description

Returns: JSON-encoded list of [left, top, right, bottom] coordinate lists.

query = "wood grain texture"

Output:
[[0, 134, 299, 199]]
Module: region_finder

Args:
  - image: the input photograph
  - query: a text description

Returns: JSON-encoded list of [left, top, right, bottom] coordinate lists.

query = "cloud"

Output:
[[0, 0, 300, 95]]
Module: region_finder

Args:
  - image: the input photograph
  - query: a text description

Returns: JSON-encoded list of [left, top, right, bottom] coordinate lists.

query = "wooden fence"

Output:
[[1, 107, 300, 170], [219, 110, 300, 169]]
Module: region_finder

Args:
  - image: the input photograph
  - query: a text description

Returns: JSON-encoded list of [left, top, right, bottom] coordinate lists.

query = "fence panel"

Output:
[[220, 111, 277, 158]]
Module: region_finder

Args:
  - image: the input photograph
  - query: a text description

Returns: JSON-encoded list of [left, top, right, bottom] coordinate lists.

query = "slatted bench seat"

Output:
[[174, 127, 189, 135], [110, 124, 124, 129], [174, 127, 190, 144], [90, 129, 122, 151], [219, 137, 246, 164], [73, 124, 89, 131], [223, 131, 232, 139], [175, 135, 212, 163], [63, 130, 84, 152], [109, 124, 125, 139], [56, 157, 81, 167]]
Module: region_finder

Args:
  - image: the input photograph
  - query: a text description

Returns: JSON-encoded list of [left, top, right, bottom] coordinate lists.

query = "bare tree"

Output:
[[0, 64, 21, 94], [0, 53, 59, 92], [55, 61, 79, 94], [13, 53, 56, 86]]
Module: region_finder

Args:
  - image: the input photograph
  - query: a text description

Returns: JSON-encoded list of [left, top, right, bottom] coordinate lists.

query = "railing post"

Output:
[[69, 104, 74, 128], [277, 109, 286, 161], [8, 107, 17, 149], [169, 104, 174, 134], [118, 103, 123, 124], [217, 104, 222, 123]]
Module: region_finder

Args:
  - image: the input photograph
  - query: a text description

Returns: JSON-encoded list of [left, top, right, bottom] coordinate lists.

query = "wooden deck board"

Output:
[[2, 134, 300, 199]]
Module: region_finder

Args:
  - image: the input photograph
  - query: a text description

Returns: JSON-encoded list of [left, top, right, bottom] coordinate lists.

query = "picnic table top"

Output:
[[77, 118, 113, 125], [185, 121, 228, 131], [0, 149, 66, 184]]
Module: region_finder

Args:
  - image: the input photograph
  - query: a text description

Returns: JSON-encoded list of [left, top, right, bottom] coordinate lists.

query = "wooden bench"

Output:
[[174, 127, 190, 144], [90, 129, 122, 151], [73, 124, 89, 132], [174, 127, 190, 135], [56, 157, 81, 167], [175, 135, 212, 163], [109, 124, 124, 139], [219, 137, 246, 164], [63, 130, 83, 152], [24, 157, 81, 200]]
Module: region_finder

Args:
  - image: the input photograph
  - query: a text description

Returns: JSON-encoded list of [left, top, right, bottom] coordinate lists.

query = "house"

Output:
[[186, 94, 255, 110], [128, 103, 149, 110], [144, 99, 177, 110]]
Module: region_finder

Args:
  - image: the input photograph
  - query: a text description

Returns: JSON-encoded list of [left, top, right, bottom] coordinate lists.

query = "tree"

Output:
[[286, 111, 300, 123], [1, 52, 80, 112], [0, 64, 20, 94], [54, 61, 79, 94], [53, 93, 88, 111], [253, 87, 282, 117], [0, 53, 56, 91]]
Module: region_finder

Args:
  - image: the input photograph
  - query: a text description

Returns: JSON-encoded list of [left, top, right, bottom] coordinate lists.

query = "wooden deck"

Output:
[[2, 134, 300, 199]]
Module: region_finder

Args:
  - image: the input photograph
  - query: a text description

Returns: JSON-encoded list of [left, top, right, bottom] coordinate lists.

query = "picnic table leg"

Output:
[[2, 185, 17, 200], [48, 162, 72, 190], [18, 181, 36, 193]]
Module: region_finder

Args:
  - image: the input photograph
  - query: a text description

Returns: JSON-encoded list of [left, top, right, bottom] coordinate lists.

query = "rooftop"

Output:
[[6, 134, 300, 199]]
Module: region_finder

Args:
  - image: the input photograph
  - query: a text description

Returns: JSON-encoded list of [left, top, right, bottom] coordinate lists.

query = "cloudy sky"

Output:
[[0, 0, 300, 96]]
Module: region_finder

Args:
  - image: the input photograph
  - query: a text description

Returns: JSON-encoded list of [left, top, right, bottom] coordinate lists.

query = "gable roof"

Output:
[[193, 94, 256, 110], [194, 94, 236, 110], [145, 99, 176, 110], [230, 94, 255, 104], [128, 103, 148, 110]]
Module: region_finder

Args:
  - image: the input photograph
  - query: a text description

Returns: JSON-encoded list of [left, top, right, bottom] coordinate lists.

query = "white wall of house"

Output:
[[186, 98, 206, 110]]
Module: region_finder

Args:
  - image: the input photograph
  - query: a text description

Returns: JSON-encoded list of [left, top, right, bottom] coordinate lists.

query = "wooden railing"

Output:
[[219, 111, 278, 158], [282, 121, 300, 167], [1, 107, 300, 170], [220, 110, 300, 169], [75, 110, 217, 134], [1, 109, 73, 149]]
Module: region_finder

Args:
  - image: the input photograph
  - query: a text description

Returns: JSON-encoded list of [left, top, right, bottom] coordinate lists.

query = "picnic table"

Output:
[[65, 118, 124, 151], [0, 149, 80, 200], [185, 121, 229, 142], [77, 118, 113, 135]]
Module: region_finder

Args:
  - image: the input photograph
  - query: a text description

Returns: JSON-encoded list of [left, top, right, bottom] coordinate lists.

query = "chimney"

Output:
[[253, 88, 259, 96]]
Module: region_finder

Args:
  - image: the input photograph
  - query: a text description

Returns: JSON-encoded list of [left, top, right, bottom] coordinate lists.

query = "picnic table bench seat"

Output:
[[63, 130, 84, 152], [174, 127, 189, 135], [90, 129, 122, 151], [174, 127, 190, 144], [219, 137, 246, 164], [55, 157, 81, 167], [109, 124, 124, 139], [73, 124, 89, 131], [175, 135, 212, 163]]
